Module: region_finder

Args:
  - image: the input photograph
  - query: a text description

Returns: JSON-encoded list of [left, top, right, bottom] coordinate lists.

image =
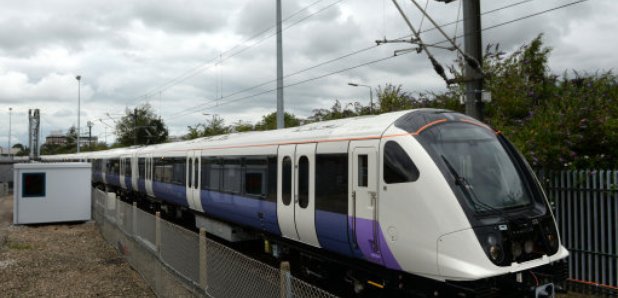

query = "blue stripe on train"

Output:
[[124, 177, 132, 191], [152, 181, 188, 207], [200, 190, 280, 236], [106, 174, 120, 187], [138, 178, 146, 193], [315, 210, 355, 257]]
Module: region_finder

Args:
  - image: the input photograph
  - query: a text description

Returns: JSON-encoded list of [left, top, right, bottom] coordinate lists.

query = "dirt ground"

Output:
[[0, 194, 154, 297]]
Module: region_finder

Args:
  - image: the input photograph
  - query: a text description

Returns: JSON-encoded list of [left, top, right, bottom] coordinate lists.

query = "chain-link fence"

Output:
[[91, 188, 338, 298]]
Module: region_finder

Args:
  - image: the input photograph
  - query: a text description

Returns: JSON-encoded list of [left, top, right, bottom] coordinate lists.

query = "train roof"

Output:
[[41, 109, 458, 159]]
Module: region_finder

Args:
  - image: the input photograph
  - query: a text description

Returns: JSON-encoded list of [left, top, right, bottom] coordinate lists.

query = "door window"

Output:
[[358, 155, 368, 187], [298, 156, 309, 208], [282, 156, 292, 206]]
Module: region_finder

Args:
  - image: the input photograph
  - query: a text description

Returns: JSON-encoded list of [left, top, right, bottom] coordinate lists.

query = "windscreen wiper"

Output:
[[440, 155, 507, 216]]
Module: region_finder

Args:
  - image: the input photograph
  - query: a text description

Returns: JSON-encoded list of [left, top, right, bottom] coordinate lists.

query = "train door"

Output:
[[277, 144, 320, 247], [145, 154, 155, 197], [351, 142, 383, 265], [186, 151, 204, 212]]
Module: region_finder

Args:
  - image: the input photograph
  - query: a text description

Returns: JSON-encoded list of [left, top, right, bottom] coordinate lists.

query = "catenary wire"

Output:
[[172, 0, 590, 118], [135, 0, 343, 103]]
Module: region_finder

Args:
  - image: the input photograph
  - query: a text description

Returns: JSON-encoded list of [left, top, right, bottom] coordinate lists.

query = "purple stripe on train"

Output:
[[350, 217, 401, 271]]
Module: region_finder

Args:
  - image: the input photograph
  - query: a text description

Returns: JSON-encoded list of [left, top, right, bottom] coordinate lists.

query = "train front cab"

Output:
[[375, 110, 569, 296]]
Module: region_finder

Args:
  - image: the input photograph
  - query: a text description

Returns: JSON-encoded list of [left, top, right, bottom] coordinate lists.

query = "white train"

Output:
[[44, 109, 568, 296]]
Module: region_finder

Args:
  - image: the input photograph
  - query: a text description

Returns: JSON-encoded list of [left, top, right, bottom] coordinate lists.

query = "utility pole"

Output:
[[76, 75, 81, 153], [276, 0, 285, 129], [463, 0, 484, 121]]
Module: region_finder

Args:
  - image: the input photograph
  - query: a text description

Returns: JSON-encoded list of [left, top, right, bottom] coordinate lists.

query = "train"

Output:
[[43, 109, 568, 296]]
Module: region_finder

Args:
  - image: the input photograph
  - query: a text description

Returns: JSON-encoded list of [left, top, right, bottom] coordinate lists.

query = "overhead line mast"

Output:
[[276, 0, 285, 129]]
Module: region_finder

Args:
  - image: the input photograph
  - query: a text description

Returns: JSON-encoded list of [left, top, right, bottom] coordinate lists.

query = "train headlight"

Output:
[[511, 242, 522, 258], [524, 240, 534, 254], [489, 245, 503, 262], [547, 233, 557, 250]]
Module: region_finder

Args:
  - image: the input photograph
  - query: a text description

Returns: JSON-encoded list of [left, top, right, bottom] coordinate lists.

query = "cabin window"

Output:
[[282, 156, 292, 206], [154, 157, 186, 185], [315, 154, 348, 214], [384, 141, 419, 184], [223, 158, 242, 194], [138, 158, 145, 179], [245, 158, 267, 197], [358, 155, 368, 187], [298, 156, 309, 208]]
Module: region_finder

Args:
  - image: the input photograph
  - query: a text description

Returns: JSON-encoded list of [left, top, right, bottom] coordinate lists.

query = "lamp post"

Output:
[[348, 82, 374, 114], [8, 107, 12, 159], [76, 75, 81, 153]]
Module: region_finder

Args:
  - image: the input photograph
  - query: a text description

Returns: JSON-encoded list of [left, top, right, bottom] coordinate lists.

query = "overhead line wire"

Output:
[[168, 0, 544, 117], [135, 0, 339, 102], [173, 0, 590, 117]]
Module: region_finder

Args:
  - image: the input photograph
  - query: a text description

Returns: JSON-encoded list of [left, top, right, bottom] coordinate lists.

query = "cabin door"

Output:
[[277, 144, 320, 247], [351, 143, 383, 265], [186, 151, 204, 212]]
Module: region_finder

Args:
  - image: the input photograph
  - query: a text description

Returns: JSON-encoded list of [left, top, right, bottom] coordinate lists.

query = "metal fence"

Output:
[[92, 188, 337, 298], [538, 170, 618, 292]]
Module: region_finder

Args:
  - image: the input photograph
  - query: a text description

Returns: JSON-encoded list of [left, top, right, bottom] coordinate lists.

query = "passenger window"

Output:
[[223, 159, 242, 193], [245, 158, 267, 197], [298, 156, 309, 208], [207, 159, 221, 191], [358, 155, 368, 187], [384, 141, 419, 184], [315, 154, 348, 214], [282, 157, 292, 206]]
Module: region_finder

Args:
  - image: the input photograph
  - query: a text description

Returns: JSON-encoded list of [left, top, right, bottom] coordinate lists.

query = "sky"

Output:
[[0, 0, 616, 147]]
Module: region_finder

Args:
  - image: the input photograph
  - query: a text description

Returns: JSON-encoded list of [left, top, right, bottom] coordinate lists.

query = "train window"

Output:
[[298, 156, 309, 209], [206, 158, 221, 191], [154, 158, 172, 183], [245, 158, 267, 197], [187, 158, 193, 188], [223, 158, 242, 194], [282, 157, 292, 206], [124, 158, 131, 176], [384, 141, 419, 184], [171, 157, 186, 186], [358, 155, 368, 187], [109, 159, 120, 176], [266, 157, 278, 202], [138, 158, 145, 179], [316, 154, 348, 214]]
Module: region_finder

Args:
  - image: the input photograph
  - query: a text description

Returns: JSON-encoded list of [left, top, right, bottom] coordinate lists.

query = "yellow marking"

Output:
[[367, 280, 385, 289]]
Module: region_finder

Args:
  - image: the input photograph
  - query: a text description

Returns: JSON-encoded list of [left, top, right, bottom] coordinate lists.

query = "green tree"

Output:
[[232, 120, 254, 132], [115, 103, 168, 146], [475, 34, 618, 169], [255, 112, 301, 131], [186, 115, 230, 140]]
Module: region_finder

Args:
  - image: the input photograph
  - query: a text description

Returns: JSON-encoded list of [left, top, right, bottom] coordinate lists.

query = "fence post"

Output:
[[132, 202, 137, 236], [155, 211, 161, 254], [280, 261, 291, 298], [199, 228, 208, 290]]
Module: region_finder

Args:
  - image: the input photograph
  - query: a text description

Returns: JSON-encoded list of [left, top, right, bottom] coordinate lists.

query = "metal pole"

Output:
[[8, 107, 12, 159], [463, 0, 483, 121], [276, 0, 285, 129], [76, 75, 81, 153]]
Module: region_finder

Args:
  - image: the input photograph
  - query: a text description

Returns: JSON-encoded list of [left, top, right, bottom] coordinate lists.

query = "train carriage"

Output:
[[43, 109, 568, 296]]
